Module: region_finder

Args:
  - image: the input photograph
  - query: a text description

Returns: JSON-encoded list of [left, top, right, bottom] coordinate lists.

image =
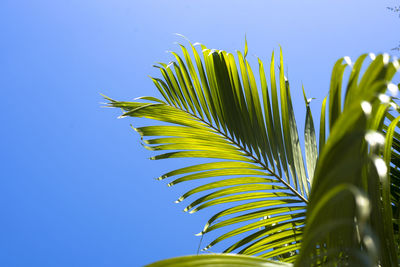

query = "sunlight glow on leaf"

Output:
[[365, 131, 385, 147], [361, 101, 372, 115], [378, 94, 391, 104], [392, 56, 399, 70], [344, 56, 352, 66], [373, 157, 387, 178], [383, 53, 390, 65], [369, 53, 376, 60]]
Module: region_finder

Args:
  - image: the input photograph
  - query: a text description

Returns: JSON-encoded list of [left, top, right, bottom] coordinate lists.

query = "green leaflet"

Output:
[[328, 58, 346, 131], [143, 143, 242, 153], [168, 169, 271, 186], [319, 96, 327, 154], [145, 137, 235, 147], [191, 195, 299, 214], [150, 151, 252, 162], [145, 254, 292, 267], [135, 125, 219, 138], [177, 179, 282, 203], [303, 88, 317, 184], [157, 161, 264, 180]]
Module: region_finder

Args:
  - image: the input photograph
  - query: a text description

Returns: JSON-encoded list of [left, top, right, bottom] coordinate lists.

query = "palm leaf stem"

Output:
[[169, 103, 309, 204]]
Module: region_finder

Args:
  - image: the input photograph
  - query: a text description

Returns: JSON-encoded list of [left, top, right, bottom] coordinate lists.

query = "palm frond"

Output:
[[297, 54, 400, 266], [145, 254, 293, 267], [106, 41, 315, 260]]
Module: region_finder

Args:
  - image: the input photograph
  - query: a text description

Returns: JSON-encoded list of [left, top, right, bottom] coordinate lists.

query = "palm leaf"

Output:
[[106, 40, 314, 260], [145, 254, 292, 267], [296, 54, 400, 266]]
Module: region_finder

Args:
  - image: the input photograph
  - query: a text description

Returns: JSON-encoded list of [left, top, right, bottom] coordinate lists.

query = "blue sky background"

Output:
[[1, 0, 399, 266]]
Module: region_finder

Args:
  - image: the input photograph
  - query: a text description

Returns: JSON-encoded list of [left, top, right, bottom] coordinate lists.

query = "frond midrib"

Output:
[[171, 103, 309, 204]]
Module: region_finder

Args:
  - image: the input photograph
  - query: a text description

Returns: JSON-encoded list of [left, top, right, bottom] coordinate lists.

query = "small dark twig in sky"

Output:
[[387, 5, 400, 51], [387, 6, 400, 17]]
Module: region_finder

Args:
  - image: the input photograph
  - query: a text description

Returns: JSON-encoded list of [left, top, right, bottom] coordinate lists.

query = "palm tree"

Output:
[[105, 39, 400, 266]]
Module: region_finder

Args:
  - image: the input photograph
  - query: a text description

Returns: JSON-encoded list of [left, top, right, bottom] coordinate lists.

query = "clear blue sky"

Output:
[[1, 0, 399, 266]]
